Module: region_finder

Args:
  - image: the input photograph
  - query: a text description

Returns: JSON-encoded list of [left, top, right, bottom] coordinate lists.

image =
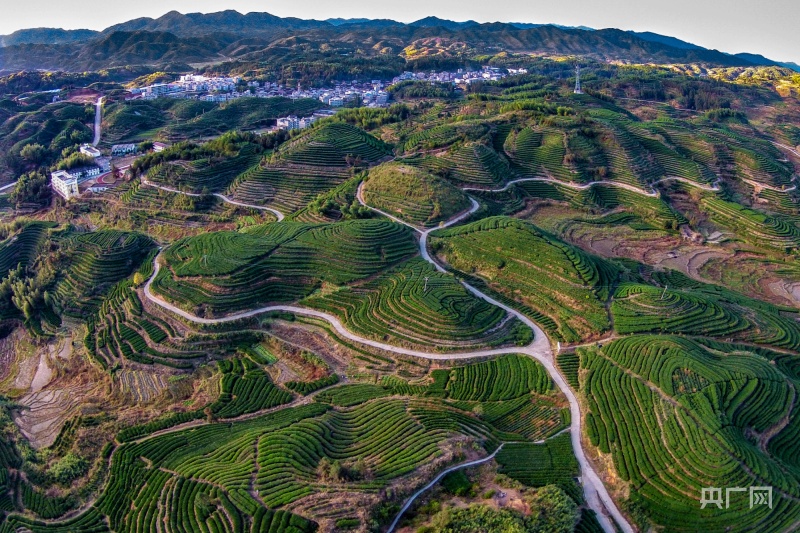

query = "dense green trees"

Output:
[[389, 81, 457, 99], [19, 143, 47, 164], [425, 485, 577, 533], [9, 171, 51, 208]]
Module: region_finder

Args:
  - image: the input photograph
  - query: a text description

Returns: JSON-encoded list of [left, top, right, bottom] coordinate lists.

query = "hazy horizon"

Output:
[[2, 0, 798, 64]]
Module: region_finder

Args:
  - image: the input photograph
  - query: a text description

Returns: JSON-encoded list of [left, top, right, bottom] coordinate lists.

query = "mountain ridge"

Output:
[[0, 10, 793, 72]]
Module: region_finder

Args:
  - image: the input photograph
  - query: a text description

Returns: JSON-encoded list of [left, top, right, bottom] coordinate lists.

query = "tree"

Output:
[[20, 143, 48, 164], [10, 171, 52, 208], [524, 485, 578, 533], [56, 152, 94, 171]]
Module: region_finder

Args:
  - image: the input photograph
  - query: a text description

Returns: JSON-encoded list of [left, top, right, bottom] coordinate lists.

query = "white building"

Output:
[[153, 142, 169, 153], [299, 116, 318, 129], [277, 116, 301, 130], [65, 166, 101, 183], [329, 97, 344, 108], [111, 144, 137, 156], [276, 114, 319, 131], [51, 171, 79, 200], [144, 84, 172, 97], [79, 144, 101, 158]]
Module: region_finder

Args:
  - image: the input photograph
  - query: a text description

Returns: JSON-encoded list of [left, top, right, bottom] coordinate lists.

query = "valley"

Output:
[[0, 11, 799, 533]]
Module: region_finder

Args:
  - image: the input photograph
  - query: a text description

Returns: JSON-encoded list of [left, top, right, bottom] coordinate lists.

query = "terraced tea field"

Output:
[[405, 143, 512, 187], [1, 356, 567, 532], [361, 163, 472, 227], [276, 122, 392, 167], [431, 216, 617, 342], [700, 197, 800, 250], [0, 221, 55, 274], [305, 257, 531, 350], [580, 335, 800, 532], [611, 282, 800, 350], [226, 164, 351, 214], [152, 220, 418, 316], [53, 230, 156, 318], [146, 146, 262, 192]]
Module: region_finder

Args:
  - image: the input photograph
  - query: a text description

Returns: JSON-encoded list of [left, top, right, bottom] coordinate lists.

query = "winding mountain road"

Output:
[[772, 141, 800, 158], [92, 97, 104, 147], [462, 175, 728, 197], [141, 178, 285, 221], [386, 444, 506, 533], [142, 183, 634, 532], [461, 177, 659, 197]]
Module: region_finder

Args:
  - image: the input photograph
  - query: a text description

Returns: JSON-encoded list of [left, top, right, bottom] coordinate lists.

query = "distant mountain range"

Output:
[[0, 28, 99, 47], [0, 10, 796, 73]]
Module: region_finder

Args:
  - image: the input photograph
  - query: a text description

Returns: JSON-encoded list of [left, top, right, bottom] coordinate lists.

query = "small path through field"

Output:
[[386, 444, 505, 533], [142, 188, 634, 532], [140, 178, 285, 221]]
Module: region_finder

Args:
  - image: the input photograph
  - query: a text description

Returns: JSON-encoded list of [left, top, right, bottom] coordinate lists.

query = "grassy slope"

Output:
[[362, 163, 472, 227]]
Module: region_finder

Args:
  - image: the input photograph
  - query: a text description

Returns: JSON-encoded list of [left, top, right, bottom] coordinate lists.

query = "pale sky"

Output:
[[2, 0, 798, 64]]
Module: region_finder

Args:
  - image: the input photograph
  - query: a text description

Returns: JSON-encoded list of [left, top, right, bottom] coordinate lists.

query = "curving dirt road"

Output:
[[462, 177, 659, 198], [141, 178, 285, 221], [652, 175, 722, 191], [387, 444, 506, 533], [463, 175, 727, 197]]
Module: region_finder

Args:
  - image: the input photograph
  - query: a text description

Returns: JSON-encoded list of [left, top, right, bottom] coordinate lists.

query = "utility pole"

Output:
[[574, 64, 583, 95], [424, 276, 429, 293], [661, 284, 668, 300]]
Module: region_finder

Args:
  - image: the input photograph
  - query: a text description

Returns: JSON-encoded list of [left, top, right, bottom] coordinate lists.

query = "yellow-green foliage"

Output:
[[362, 162, 471, 226]]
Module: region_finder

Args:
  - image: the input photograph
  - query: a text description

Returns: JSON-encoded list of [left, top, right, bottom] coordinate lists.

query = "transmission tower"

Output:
[[574, 64, 583, 95]]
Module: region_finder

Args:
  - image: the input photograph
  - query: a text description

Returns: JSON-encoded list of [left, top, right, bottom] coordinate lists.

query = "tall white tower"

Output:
[[574, 64, 583, 94]]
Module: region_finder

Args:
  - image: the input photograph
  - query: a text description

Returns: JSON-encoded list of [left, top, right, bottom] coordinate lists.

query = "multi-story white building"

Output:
[[79, 144, 101, 158], [299, 116, 318, 129], [144, 84, 172, 97], [277, 116, 301, 130], [51, 171, 79, 200]]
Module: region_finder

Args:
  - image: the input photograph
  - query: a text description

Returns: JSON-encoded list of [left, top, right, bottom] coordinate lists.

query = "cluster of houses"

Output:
[[130, 75, 240, 100], [52, 142, 169, 200], [126, 66, 528, 108], [287, 81, 390, 108], [128, 75, 393, 108], [390, 66, 527, 86], [129, 75, 297, 102]]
